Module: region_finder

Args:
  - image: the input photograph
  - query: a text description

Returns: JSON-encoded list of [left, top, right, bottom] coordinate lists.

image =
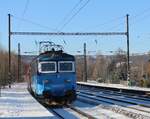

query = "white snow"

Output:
[[77, 90, 150, 118], [72, 100, 131, 119], [1, 81, 149, 119], [52, 107, 87, 119], [0, 82, 57, 119]]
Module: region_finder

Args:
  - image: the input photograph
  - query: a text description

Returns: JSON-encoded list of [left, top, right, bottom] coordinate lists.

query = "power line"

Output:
[[106, 21, 125, 31], [17, 0, 30, 30], [81, 7, 150, 32], [132, 7, 150, 20], [129, 7, 150, 26], [80, 15, 125, 49], [130, 13, 150, 27], [59, 0, 91, 31], [12, 15, 57, 48], [56, 0, 83, 30], [12, 15, 57, 31], [54, 0, 89, 46], [22, 0, 29, 18], [55, 0, 84, 45], [81, 15, 125, 31]]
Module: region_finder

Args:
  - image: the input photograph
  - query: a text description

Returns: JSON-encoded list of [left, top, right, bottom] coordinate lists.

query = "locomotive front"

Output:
[[31, 50, 76, 103]]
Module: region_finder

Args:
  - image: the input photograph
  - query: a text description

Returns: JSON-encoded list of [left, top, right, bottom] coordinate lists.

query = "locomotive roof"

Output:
[[38, 50, 75, 61]]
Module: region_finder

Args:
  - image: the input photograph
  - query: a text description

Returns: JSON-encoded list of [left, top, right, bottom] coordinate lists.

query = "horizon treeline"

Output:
[[1, 44, 150, 88], [76, 48, 150, 87], [0, 44, 24, 87]]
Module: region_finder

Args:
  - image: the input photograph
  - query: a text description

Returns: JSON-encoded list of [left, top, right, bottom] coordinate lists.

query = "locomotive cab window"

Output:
[[38, 62, 56, 73], [58, 61, 75, 72]]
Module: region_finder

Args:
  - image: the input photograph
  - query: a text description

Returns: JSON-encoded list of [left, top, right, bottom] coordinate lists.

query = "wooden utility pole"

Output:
[[83, 43, 87, 82], [8, 14, 11, 88], [126, 14, 130, 86], [18, 43, 21, 82], [0, 73, 1, 97]]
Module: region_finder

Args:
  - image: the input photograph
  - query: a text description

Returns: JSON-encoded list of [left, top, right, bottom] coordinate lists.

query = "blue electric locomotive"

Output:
[[28, 48, 76, 104]]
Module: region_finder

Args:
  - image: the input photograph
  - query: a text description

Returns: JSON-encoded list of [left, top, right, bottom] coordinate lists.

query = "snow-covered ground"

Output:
[[76, 89, 150, 119], [0, 83, 57, 119], [51, 107, 88, 119], [1, 82, 149, 119], [72, 100, 131, 119]]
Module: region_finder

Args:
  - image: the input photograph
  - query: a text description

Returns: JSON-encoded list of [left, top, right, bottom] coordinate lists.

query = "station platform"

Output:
[[0, 82, 57, 119], [77, 81, 150, 95]]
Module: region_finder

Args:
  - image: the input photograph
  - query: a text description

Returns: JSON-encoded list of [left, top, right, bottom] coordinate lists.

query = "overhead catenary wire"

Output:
[[106, 20, 125, 31], [54, 0, 89, 45], [58, 0, 91, 31], [81, 15, 125, 47], [131, 7, 150, 21], [12, 15, 57, 31], [17, 0, 30, 30], [10, 1, 133, 53], [59, 0, 90, 46], [55, 0, 84, 30], [81, 15, 125, 31], [22, 0, 30, 18], [81, 6, 150, 32], [130, 12, 150, 27], [128, 7, 150, 27], [100, 6, 150, 32], [126, 7, 150, 40], [55, 0, 84, 45]]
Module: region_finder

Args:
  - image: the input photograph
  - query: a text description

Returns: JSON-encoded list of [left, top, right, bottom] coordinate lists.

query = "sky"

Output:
[[0, 0, 150, 55]]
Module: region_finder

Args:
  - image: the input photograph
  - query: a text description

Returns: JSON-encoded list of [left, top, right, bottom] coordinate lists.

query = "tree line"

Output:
[[0, 45, 150, 88], [0, 45, 24, 88], [76, 48, 150, 87]]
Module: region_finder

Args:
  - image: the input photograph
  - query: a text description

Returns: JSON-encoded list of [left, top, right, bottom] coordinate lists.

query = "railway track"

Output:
[[97, 89, 150, 102], [50, 108, 66, 119], [78, 85, 150, 102], [47, 105, 96, 119], [77, 83, 150, 99], [66, 104, 96, 119], [78, 90, 150, 109], [76, 89, 150, 119], [30, 84, 150, 118], [30, 90, 93, 119]]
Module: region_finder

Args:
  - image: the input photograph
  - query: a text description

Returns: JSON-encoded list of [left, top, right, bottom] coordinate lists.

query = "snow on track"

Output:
[[77, 95, 150, 119], [50, 107, 88, 119], [78, 90, 150, 113], [72, 100, 131, 119], [0, 83, 57, 119], [77, 90, 150, 119]]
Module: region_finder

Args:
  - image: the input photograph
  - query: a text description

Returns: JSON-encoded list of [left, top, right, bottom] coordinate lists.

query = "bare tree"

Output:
[[76, 56, 84, 81], [0, 43, 24, 87], [107, 48, 127, 84], [92, 54, 108, 82], [87, 56, 95, 80]]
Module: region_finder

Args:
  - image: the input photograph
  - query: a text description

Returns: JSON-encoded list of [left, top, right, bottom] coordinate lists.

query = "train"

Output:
[[27, 47, 77, 104]]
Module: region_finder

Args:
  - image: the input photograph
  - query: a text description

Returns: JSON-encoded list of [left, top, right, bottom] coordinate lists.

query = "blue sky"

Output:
[[0, 0, 150, 55]]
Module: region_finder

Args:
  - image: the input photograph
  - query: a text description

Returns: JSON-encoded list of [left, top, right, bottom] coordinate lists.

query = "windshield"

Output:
[[59, 61, 74, 72], [39, 62, 56, 73]]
